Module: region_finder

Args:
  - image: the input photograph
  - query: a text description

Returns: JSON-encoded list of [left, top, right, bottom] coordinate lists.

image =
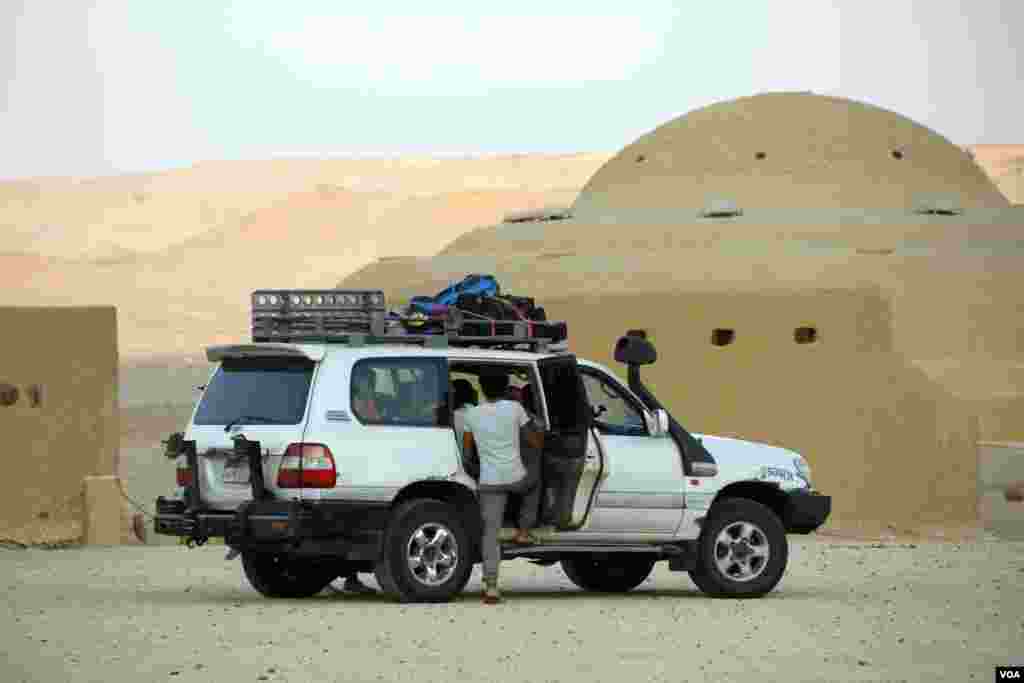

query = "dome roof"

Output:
[[572, 92, 1009, 213]]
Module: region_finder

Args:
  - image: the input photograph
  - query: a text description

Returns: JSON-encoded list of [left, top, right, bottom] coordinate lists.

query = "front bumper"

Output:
[[154, 496, 389, 559], [782, 489, 831, 534]]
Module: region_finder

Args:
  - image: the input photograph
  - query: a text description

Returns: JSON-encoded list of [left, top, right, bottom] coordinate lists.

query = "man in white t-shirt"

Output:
[[462, 370, 544, 604]]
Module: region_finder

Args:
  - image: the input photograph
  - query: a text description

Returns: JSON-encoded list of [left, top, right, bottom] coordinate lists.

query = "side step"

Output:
[[502, 544, 664, 557], [501, 543, 696, 570]]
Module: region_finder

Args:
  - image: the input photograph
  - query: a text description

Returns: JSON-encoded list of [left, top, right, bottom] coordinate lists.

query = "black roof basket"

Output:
[[250, 288, 567, 353]]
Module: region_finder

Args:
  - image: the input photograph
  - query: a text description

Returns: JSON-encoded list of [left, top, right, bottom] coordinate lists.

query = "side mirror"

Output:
[[614, 333, 657, 365], [649, 409, 669, 437]]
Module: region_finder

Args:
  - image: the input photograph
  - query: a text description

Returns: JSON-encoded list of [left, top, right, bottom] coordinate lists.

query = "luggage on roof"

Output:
[[249, 286, 568, 352], [400, 274, 564, 343], [409, 273, 498, 315]]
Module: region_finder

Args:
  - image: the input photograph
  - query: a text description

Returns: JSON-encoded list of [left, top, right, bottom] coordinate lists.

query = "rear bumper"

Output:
[[154, 496, 389, 559], [782, 489, 831, 534]]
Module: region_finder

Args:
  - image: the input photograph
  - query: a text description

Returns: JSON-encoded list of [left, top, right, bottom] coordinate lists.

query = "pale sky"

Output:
[[1, 1, 1020, 179]]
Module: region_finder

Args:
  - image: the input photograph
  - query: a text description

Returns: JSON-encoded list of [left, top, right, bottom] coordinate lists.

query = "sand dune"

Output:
[[968, 144, 1024, 204], [0, 154, 608, 262], [0, 156, 603, 358], [0, 147, 1014, 360]]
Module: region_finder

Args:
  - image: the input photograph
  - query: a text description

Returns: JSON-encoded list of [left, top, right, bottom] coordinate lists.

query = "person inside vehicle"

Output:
[[519, 383, 537, 419], [352, 368, 381, 421], [398, 364, 445, 424], [462, 369, 544, 604], [512, 380, 544, 538], [451, 378, 477, 455]]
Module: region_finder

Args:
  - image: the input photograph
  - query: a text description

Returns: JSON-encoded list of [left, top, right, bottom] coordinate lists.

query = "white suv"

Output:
[[155, 289, 830, 602]]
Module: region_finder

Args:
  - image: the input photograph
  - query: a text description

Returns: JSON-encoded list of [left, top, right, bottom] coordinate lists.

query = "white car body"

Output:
[[173, 346, 813, 543]]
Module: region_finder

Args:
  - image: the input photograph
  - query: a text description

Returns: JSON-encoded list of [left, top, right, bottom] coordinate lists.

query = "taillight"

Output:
[[278, 443, 336, 488], [176, 465, 192, 487]]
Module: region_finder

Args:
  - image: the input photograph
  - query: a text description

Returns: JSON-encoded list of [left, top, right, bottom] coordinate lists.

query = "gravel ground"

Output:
[[2, 539, 1022, 683]]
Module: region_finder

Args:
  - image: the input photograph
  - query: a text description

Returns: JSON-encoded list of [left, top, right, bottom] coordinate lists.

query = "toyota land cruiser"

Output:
[[154, 288, 831, 602]]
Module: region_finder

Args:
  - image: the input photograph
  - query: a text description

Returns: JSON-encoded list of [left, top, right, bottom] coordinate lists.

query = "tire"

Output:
[[241, 552, 337, 598], [561, 554, 657, 593], [688, 498, 788, 598], [374, 498, 474, 603]]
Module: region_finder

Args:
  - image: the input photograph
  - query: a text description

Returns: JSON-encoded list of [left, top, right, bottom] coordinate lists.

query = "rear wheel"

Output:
[[688, 498, 788, 598], [241, 552, 337, 598], [561, 554, 656, 592], [374, 499, 473, 603]]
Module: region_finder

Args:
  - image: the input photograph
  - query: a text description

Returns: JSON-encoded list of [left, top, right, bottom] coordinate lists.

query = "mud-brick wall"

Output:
[[0, 306, 119, 544], [542, 289, 981, 538]]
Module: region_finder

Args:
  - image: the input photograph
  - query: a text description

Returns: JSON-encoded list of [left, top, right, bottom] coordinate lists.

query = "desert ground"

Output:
[[3, 539, 1021, 683]]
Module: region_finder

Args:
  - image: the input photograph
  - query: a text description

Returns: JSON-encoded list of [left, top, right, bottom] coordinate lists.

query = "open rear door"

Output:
[[537, 355, 602, 530]]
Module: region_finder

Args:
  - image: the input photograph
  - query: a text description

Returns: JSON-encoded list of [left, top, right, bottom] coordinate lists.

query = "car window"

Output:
[[580, 371, 646, 436], [193, 357, 315, 426], [450, 366, 537, 415], [352, 358, 447, 427], [372, 367, 395, 396]]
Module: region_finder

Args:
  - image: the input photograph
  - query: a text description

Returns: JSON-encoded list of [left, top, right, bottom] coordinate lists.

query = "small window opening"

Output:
[[755, 151, 766, 160], [700, 199, 743, 219], [916, 207, 962, 216], [794, 327, 818, 344], [711, 329, 735, 347], [891, 149, 904, 160], [913, 197, 963, 216], [0, 383, 18, 407], [635, 154, 646, 163]]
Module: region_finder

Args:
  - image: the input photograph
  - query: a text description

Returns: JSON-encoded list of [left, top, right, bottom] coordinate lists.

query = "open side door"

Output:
[[537, 355, 602, 530]]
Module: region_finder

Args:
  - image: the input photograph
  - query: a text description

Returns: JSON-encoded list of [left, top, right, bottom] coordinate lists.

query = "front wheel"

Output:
[[688, 498, 788, 598], [241, 552, 337, 598], [374, 499, 474, 603], [561, 554, 656, 592]]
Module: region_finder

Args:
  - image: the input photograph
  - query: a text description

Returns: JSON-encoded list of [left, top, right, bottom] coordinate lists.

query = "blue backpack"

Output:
[[408, 274, 499, 315]]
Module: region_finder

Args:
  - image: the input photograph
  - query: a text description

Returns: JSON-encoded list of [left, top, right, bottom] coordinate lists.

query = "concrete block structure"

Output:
[[0, 306, 138, 545]]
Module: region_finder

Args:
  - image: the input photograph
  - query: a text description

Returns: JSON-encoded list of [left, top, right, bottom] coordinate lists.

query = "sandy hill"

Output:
[[0, 144, 1014, 362], [0, 154, 605, 359], [968, 144, 1024, 204]]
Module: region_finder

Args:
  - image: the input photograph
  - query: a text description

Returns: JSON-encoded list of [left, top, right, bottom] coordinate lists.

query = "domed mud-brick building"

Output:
[[343, 92, 1024, 539]]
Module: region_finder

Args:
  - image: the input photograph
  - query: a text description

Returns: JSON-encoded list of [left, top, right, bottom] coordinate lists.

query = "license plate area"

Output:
[[223, 456, 251, 485]]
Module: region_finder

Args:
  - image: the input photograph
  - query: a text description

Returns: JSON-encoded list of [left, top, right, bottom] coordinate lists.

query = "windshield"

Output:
[[193, 357, 315, 426]]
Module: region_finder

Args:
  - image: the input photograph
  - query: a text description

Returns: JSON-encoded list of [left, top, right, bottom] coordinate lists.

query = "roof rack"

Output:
[[250, 288, 566, 353]]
